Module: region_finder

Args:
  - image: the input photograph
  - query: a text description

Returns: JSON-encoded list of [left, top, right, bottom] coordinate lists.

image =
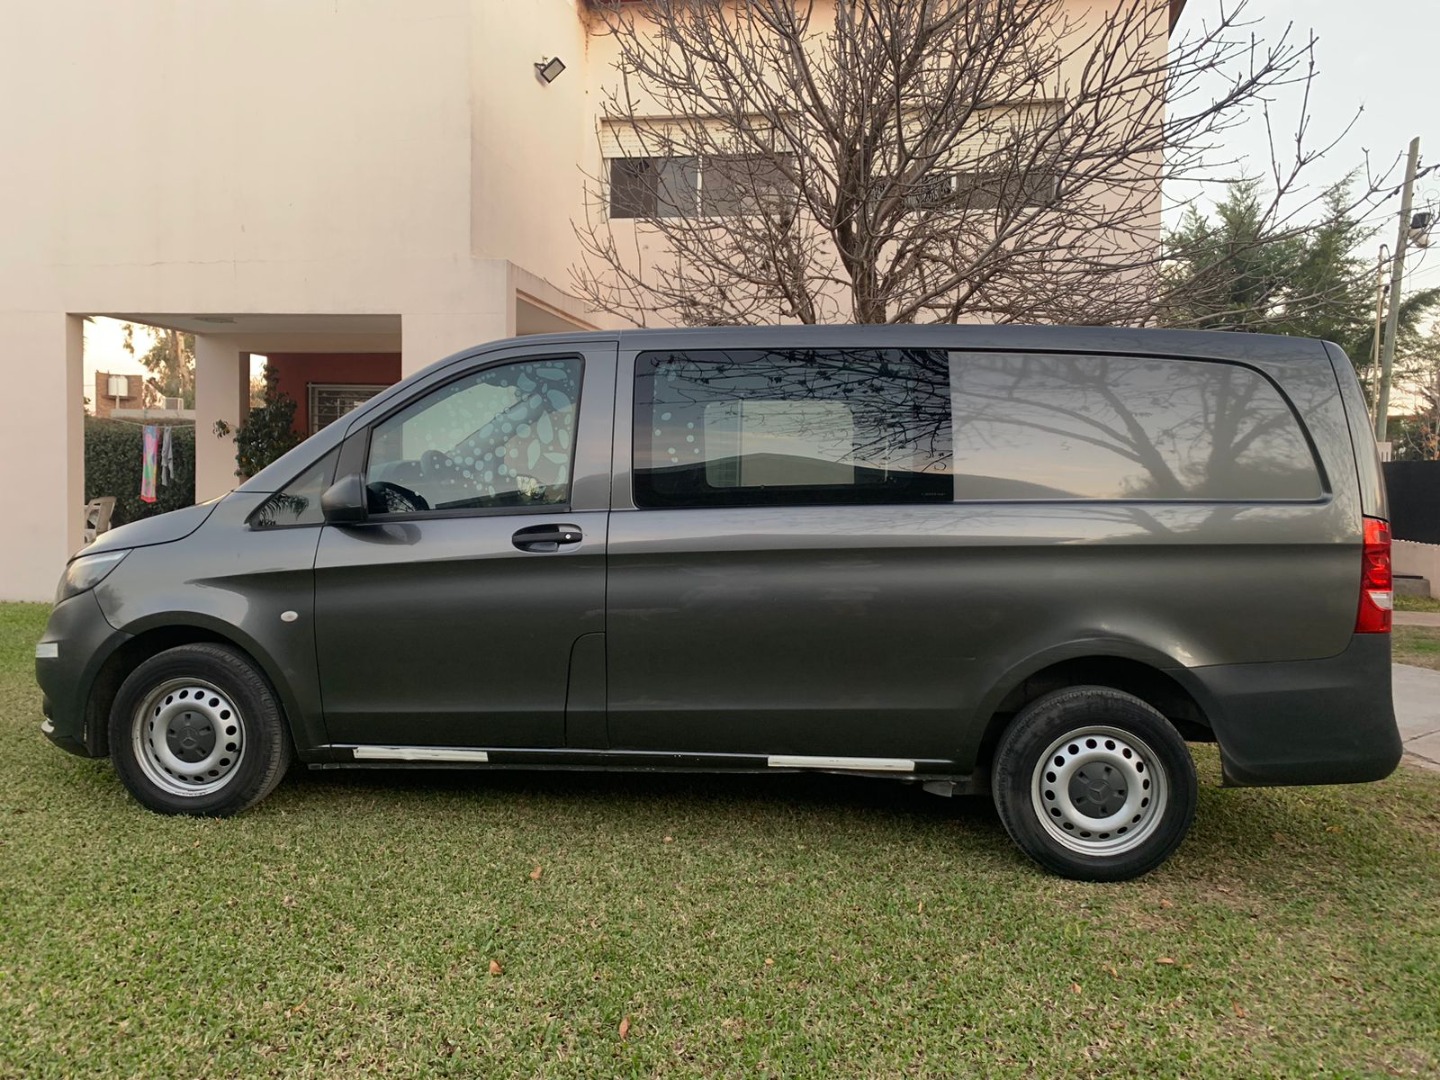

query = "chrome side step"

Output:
[[351, 746, 490, 763], [325, 745, 948, 780], [767, 754, 915, 772]]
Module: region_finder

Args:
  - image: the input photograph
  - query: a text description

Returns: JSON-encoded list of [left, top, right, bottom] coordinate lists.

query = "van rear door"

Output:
[[1324, 341, 1388, 521]]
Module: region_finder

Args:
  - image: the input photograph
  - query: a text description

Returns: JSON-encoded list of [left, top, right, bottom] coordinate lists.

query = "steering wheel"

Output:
[[367, 481, 431, 515]]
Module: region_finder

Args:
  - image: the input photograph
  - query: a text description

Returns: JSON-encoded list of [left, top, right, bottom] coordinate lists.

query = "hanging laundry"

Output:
[[160, 426, 174, 486], [140, 425, 159, 504]]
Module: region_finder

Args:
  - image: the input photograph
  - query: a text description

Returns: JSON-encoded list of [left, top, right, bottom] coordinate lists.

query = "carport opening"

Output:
[[81, 317, 204, 533], [78, 313, 404, 537]]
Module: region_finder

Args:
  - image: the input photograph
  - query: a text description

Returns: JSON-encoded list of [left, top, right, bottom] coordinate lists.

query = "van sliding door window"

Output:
[[633, 349, 953, 508], [948, 353, 1324, 501]]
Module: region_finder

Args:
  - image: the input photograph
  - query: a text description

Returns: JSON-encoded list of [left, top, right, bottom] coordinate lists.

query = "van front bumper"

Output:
[[35, 590, 130, 759], [1190, 633, 1403, 787]]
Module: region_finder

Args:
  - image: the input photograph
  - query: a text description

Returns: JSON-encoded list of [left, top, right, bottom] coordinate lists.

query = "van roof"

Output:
[[493, 324, 1336, 364]]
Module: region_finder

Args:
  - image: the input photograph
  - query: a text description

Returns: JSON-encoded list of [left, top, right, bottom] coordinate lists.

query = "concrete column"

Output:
[[194, 334, 246, 501], [401, 258, 517, 376], [0, 313, 83, 601], [401, 311, 514, 378]]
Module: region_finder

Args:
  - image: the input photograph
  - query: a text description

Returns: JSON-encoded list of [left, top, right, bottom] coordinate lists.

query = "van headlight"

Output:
[[56, 549, 130, 604]]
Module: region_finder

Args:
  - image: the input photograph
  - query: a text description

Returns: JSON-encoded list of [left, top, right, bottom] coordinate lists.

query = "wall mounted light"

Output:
[[535, 57, 566, 84]]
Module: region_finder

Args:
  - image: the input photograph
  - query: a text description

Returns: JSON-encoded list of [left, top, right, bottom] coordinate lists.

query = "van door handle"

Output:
[[511, 524, 583, 553]]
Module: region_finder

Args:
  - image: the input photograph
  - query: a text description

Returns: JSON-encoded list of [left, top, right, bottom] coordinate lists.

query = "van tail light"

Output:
[[1355, 516, 1392, 634]]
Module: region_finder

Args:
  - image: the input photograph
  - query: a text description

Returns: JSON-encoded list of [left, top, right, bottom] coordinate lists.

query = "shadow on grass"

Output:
[[50, 741, 1440, 893], [280, 760, 1005, 831]]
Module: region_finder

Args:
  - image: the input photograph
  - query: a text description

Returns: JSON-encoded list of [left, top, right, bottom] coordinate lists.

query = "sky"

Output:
[[1172, 0, 1440, 293], [84, 0, 1437, 400]]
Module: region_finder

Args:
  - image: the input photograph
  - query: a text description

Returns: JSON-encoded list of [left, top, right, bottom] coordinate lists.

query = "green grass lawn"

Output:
[[2, 603, 1438, 1078], [1394, 626, 1440, 671], [1395, 593, 1440, 614]]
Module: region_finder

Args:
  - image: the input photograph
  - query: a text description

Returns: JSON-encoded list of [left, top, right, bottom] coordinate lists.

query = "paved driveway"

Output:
[[1394, 611, 1440, 628], [1394, 663, 1440, 771]]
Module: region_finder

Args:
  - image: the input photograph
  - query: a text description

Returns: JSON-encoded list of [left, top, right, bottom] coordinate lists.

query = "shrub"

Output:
[[84, 418, 196, 527], [223, 365, 300, 478]]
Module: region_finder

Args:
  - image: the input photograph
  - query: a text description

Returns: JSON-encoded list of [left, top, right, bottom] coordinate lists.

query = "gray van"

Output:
[[36, 327, 1402, 880]]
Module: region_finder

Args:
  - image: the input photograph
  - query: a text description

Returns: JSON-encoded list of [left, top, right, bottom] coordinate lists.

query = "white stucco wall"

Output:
[[1, 0, 482, 310], [0, 0, 1168, 600], [1395, 541, 1440, 599], [0, 0, 591, 599], [470, 0, 593, 284]]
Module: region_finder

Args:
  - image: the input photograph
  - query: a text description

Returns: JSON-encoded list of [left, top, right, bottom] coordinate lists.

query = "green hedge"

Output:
[[84, 418, 196, 527]]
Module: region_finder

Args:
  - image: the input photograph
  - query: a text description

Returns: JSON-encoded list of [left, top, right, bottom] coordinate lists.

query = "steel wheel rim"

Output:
[[1031, 725, 1168, 856], [131, 678, 246, 797]]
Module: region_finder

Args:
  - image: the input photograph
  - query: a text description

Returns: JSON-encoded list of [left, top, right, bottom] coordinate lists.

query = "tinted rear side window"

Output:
[[949, 353, 1323, 501], [634, 349, 953, 507]]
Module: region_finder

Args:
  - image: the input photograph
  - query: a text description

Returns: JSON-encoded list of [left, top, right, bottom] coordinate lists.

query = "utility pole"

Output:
[[1368, 245, 1389, 424], [1375, 136, 1421, 442]]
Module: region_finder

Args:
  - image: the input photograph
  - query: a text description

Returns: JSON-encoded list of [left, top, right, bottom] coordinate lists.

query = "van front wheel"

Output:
[[991, 686, 1197, 881], [109, 644, 291, 817]]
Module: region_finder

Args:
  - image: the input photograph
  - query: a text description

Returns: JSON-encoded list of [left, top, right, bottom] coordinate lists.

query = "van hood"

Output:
[[78, 499, 221, 560]]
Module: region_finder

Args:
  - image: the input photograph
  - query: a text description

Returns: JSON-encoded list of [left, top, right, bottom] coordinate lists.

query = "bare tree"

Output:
[[573, 0, 1381, 328]]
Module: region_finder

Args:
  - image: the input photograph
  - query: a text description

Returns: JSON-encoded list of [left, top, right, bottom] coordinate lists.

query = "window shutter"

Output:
[[599, 118, 692, 158], [598, 116, 781, 159]]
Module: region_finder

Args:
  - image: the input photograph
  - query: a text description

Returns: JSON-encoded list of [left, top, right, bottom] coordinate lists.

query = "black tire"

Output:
[[991, 686, 1197, 881], [109, 643, 292, 817]]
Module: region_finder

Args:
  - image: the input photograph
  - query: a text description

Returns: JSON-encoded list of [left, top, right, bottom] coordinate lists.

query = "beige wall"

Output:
[[0, 0, 1166, 600], [0, 1, 592, 599], [1, 1, 480, 308], [1395, 541, 1440, 600], [0, 314, 84, 600], [470, 0, 593, 285]]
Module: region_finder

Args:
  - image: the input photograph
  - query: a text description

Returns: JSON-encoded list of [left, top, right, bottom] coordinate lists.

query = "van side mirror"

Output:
[[320, 473, 369, 525]]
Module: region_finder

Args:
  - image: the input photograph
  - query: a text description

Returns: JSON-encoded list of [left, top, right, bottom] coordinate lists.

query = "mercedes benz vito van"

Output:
[[36, 327, 1402, 880]]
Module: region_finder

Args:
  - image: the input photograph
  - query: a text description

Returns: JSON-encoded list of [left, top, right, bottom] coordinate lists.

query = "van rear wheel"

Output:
[[992, 686, 1196, 881], [109, 644, 291, 817]]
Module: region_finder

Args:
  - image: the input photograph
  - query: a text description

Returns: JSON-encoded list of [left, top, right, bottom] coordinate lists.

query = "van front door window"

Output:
[[364, 358, 582, 514]]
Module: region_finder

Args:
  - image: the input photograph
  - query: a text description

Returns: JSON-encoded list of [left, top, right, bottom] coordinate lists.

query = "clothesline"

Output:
[[89, 414, 196, 427]]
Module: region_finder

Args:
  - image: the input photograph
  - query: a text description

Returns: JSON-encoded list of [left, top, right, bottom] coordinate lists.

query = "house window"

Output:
[[308, 383, 388, 435], [893, 168, 1058, 212], [610, 157, 700, 219], [952, 168, 1058, 210], [608, 154, 795, 219]]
